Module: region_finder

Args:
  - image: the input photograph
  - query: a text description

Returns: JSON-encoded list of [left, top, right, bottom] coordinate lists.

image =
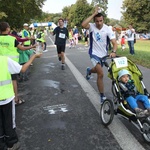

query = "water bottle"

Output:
[[98, 7, 102, 13], [93, 1, 101, 13], [36, 42, 42, 54]]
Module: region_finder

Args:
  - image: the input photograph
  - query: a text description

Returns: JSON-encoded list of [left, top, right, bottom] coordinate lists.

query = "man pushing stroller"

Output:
[[118, 69, 150, 118]]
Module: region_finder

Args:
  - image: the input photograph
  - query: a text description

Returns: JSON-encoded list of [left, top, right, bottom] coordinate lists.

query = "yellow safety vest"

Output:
[[41, 33, 45, 42], [36, 32, 45, 42], [0, 56, 14, 100], [22, 29, 31, 45], [0, 35, 19, 62]]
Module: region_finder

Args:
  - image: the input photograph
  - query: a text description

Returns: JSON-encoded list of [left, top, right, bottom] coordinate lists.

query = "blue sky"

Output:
[[42, 0, 123, 20]]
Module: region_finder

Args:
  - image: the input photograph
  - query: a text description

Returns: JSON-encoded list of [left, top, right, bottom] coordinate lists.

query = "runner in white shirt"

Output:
[[82, 6, 117, 103], [89, 23, 115, 58]]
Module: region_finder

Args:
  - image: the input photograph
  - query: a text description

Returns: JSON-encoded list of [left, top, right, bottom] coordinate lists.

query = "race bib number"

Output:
[[59, 33, 65, 39], [114, 57, 128, 68]]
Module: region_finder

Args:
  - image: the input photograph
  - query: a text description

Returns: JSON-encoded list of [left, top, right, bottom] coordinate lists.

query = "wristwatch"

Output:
[[112, 50, 116, 53]]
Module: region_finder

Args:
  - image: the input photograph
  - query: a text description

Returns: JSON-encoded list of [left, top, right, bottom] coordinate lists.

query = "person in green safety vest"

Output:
[[0, 22, 37, 106], [36, 29, 47, 52], [0, 53, 42, 150], [21, 23, 31, 46]]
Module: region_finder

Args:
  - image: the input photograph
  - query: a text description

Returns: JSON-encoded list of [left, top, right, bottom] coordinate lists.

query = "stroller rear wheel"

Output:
[[100, 99, 114, 126], [142, 119, 150, 143]]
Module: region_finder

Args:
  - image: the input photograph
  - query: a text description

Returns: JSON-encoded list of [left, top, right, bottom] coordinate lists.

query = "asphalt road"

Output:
[[16, 33, 150, 150]]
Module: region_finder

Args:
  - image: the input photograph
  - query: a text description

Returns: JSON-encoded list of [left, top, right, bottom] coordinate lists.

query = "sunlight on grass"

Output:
[[117, 40, 150, 69], [80, 39, 150, 69]]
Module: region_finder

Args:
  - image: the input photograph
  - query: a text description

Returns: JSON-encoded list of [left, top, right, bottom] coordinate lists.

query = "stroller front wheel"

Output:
[[100, 99, 114, 126], [142, 119, 150, 143]]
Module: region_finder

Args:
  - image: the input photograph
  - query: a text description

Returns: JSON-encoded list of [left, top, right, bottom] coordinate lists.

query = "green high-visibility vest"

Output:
[[0, 35, 19, 62], [41, 32, 45, 42], [22, 29, 31, 45], [0, 56, 14, 100], [36, 31, 45, 42]]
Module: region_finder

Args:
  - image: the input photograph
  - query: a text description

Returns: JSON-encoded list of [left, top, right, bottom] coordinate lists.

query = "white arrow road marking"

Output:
[[43, 104, 69, 114]]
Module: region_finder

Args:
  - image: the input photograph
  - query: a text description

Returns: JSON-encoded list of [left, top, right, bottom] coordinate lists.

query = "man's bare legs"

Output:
[[90, 64, 104, 93], [61, 52, 65, 64], [88, 63, 106, 103], [61, 52, 65, 70]]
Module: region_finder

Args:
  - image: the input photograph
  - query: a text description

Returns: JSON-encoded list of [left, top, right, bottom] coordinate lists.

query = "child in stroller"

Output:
[[100, 56, 150, 142], [118, 69, 150, 118]]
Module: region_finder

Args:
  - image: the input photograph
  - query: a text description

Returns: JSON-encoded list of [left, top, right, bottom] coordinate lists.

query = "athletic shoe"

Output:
[[86, 67, 91, 80], [61, 64, 65, 70], [100, 96, 107, 104], [143, 108, 150, 116], [43, 49, 48, 52], [7, 142, 20, 150], [135, 108, 146, 118], [24, 77, 29, 81]]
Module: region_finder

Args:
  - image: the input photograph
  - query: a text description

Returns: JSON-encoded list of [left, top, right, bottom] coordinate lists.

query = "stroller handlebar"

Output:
[[101, 55, 120, 60], [101, 55, 120, 68]]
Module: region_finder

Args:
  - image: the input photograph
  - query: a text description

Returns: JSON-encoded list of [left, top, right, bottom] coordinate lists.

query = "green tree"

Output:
[[73, 0, 92, 29], [0, 0, 46, 29], [122, 0, 150, 32], [62, 6, 70, 20], [107, 18, 120, 26], [62, 0, 93, 30], [66, 4, 77, 28], [0, 12, 7, 19], [91, 0, 108, 15]]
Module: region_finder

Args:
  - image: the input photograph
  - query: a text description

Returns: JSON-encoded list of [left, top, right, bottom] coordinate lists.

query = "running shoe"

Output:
[[61, 64, 65, 70], [100, 96, 107, 104], [86, 67, 91, 80], [7, 142, 20, 150], [135, 108, 146, 118], [43, 49, 48, 52]]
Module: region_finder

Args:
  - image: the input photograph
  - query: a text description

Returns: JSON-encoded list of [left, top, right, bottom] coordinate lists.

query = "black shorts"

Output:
[[56, 45, 66, 54], [36, 40, 42, 43], [11, 74, 18, 80], [85, 37, 88, 42]]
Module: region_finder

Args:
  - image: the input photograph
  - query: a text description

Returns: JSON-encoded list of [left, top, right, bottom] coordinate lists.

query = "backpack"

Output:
[[37, 32, 42, 39]]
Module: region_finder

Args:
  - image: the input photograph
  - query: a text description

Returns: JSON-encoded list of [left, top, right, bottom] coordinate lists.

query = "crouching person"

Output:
[[0, 53, 42, 150]]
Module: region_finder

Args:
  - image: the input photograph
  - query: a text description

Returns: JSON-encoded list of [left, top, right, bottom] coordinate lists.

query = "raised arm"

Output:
[[81, 6, 99, 29]]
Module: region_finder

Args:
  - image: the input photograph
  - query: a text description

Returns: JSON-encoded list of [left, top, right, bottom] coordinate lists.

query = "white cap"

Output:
[[23, 23, 28, 26], [118, 69, 130, 80]]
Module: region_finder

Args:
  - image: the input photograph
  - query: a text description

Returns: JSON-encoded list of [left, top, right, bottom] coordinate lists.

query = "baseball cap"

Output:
[[23, 23, 28, 26]]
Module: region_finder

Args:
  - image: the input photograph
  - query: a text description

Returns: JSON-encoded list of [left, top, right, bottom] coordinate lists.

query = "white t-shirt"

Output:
[[89, 23, 115, 58], [0, 58, 22, 105], [126, 28, 135, 41]]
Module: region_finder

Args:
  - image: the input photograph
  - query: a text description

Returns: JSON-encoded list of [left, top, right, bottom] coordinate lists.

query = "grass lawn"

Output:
[[79, 39, 150, 69], [117, 40, 150, 69]]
